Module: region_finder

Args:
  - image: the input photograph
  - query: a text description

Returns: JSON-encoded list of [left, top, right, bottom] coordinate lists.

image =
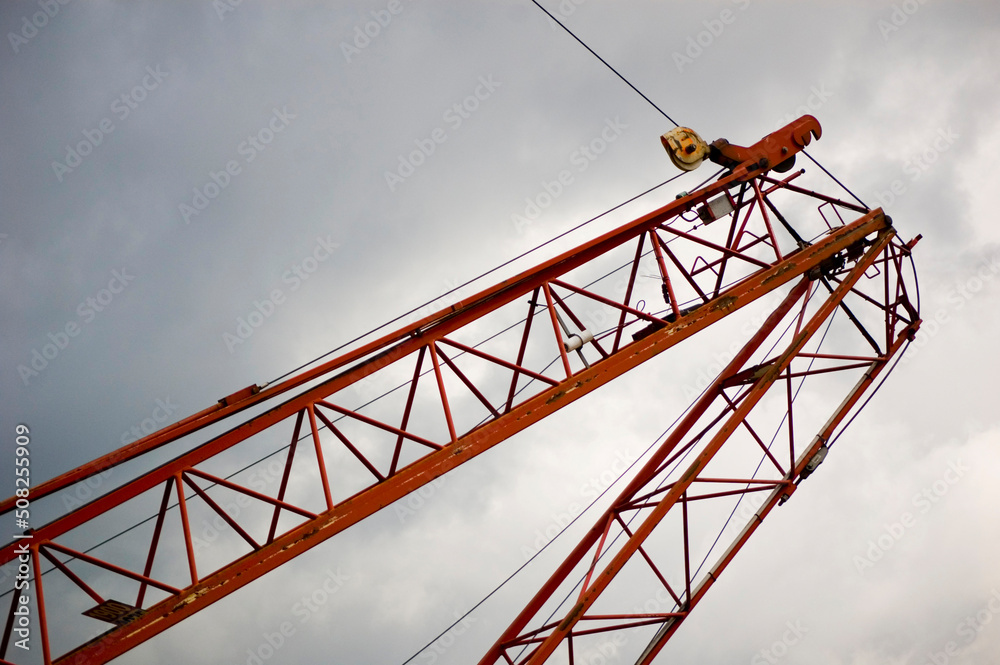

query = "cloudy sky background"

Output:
[[3, 1, 1000, 664]]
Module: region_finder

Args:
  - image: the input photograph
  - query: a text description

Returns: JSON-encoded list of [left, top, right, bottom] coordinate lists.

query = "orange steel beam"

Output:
[[480, 225, 911, 664], [1, 203, 882, 565], [43, 212, 889, 665], [0, 117, 919, 665], [632, 321, 916, 665], [0, 116, 823, 516]]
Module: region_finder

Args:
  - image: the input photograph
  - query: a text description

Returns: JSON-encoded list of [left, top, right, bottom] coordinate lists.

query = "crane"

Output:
[[0, 115, 920, 664]]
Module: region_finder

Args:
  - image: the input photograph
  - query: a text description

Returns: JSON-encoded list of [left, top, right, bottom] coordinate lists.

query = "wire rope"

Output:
[[528, 0, 680, 127]]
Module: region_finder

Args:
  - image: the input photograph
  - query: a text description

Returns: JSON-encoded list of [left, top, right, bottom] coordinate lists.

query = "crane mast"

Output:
[[0, 116, 920, 665]]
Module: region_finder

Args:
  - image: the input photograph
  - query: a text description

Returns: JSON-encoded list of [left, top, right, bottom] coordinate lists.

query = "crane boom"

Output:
[[0, 117, 920, 665], [480, 227, 916, 664]]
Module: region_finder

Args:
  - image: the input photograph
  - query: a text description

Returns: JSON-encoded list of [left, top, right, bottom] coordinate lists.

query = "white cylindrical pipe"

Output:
[[563, 330, 594, 352]]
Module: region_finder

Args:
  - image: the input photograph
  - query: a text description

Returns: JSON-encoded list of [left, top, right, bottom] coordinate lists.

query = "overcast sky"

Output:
[[3, 1, 1000, 664]]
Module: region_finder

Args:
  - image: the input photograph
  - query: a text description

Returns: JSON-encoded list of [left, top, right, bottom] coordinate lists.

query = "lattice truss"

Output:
[[481, 220, 919, 665], [0, 132, 920, 664]]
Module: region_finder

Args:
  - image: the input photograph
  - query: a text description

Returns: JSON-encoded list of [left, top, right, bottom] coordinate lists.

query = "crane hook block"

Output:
[[661, 127, 710, 171]]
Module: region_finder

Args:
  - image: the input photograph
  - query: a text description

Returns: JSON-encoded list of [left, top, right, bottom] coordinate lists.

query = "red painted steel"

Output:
[[480, 226, 915, 664], [0, 117, 921, 665]]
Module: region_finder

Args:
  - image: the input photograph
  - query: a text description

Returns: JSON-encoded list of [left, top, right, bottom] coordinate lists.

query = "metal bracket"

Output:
[[709, 115, 822, 177]]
